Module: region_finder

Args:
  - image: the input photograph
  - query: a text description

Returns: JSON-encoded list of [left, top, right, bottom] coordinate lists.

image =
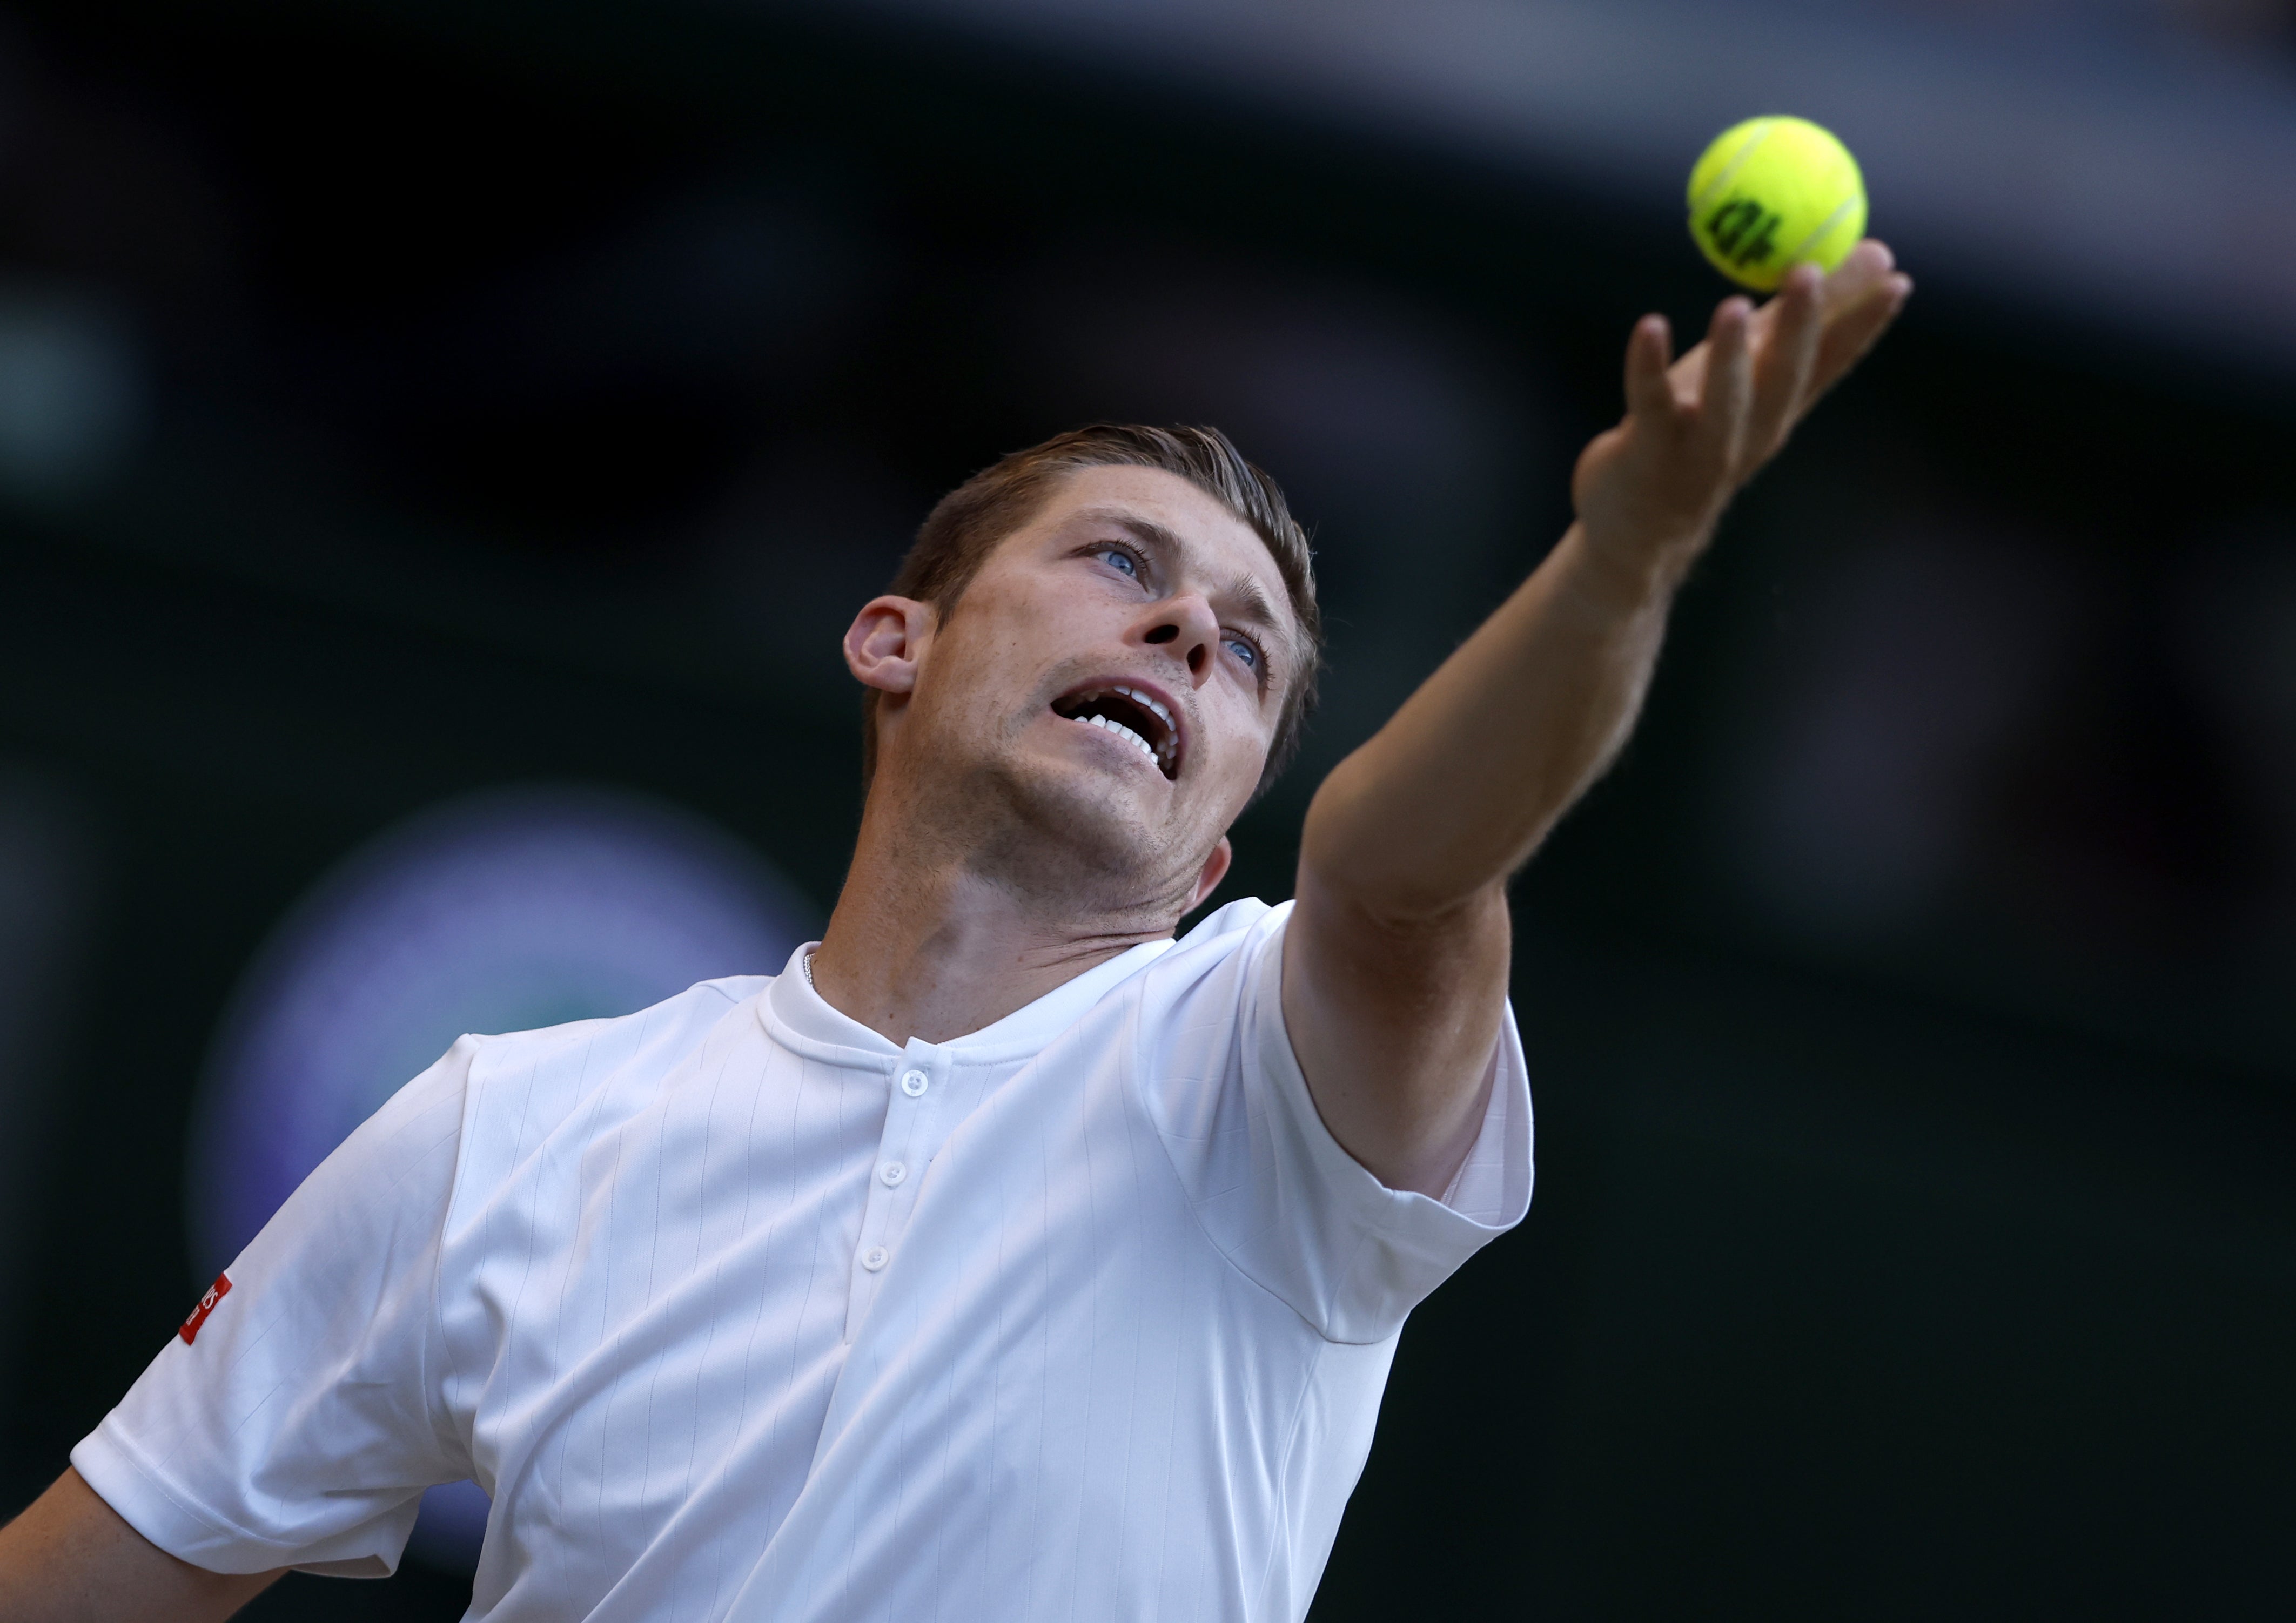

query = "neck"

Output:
[[809, 777, 1186, 1047]]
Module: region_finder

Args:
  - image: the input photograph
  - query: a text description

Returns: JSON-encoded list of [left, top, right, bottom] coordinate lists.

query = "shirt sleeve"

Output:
[[71, 1039, 478, 1578], [1137, 900, 1533, 1345]]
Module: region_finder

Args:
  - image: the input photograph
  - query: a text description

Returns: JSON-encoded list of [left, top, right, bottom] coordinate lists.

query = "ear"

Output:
[[844, 596, 936, 695], [1186, 837, 1233, 912]]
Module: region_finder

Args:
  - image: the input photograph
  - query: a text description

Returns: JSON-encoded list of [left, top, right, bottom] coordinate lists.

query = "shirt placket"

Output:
[[845, 1039, 950, 1342]]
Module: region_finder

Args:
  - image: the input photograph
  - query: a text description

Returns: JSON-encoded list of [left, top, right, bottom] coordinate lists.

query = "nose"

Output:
[[1135, 592, 1221, 688]]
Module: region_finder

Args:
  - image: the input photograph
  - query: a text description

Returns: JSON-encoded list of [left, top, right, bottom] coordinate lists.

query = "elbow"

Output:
[[1298, 787, 1521, 932], [1293, 851, 1510, 952]]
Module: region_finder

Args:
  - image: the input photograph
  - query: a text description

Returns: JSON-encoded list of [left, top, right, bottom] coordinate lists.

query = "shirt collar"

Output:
[[766, 937, 1177, 1061]]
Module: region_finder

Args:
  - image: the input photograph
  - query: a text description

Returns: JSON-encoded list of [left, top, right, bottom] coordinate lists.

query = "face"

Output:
[[847, 465, 1300, 914]]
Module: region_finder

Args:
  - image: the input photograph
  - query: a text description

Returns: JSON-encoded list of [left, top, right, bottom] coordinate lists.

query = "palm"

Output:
[[1573, 240, 1910, 579]]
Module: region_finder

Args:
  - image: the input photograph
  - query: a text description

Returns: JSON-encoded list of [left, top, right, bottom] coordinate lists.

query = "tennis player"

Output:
[[0, 246, 1907, 1622]]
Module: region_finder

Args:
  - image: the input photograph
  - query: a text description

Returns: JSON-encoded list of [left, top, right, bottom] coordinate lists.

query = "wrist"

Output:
[[1566, 519, 1702, 615]]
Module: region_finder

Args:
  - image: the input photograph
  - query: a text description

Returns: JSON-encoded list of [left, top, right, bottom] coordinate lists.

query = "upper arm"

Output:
[[70, 1043, 476, 1579], [1139, 903, 1530, 1341], [0, 1469, 283, 1623], [1280, 864, 1513, 1197]]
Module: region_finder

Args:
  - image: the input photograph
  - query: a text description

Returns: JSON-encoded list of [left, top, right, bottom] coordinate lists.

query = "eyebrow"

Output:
[[1075, 508, 1291, 652]]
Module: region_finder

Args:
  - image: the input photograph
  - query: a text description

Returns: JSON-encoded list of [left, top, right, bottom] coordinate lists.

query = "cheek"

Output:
[[927, 612, 1035, 712], [968, 587, 1086, 678], [1200, 698, 1277, 796]]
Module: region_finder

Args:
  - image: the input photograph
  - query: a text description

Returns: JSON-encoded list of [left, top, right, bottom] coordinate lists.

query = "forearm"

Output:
[[1300, 247, 1909, 921], [1300, 517, 1681, 920], [1282, 517, 1679, 1196], [1283, 250, 1906, 1191], [0, 1469, 280, 1623]]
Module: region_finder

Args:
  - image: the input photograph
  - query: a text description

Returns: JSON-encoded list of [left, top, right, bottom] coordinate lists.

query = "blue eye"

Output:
[[1098, 547, 1139, 578], [1225, 636, 1259, 670]]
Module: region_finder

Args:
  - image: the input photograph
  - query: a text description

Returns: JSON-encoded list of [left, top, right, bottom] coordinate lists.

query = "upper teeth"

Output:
[[1087, 712, 1158, 765], [1111, 685, 1174, 731]]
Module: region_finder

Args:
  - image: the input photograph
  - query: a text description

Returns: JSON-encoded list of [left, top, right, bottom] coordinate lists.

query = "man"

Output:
[[0, 247, 1909, 1621]]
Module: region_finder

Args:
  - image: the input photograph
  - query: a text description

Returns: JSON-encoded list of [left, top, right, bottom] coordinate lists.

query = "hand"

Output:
[[1570, 239, 1912, 596]]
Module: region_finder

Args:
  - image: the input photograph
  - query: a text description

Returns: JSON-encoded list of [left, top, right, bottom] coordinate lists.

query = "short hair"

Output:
[[862, 424, 1322, 798]]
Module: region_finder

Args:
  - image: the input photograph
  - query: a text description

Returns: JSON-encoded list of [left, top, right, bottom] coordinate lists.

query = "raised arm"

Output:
[[1284, 244, 1912, 1195], [0, 1468, 283, 1623]]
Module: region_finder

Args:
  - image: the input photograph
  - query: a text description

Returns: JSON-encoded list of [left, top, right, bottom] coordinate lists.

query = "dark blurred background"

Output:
[[2, 0, 2293, 1617]]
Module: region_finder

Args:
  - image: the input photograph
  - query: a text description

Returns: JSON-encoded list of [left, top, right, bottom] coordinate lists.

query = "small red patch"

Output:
[[178, 1272, 231, 1345]]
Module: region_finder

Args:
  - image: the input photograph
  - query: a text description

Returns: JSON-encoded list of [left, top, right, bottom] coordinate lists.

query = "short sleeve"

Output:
[[1137, 900, 1533, 1345], [71, 1040, 477, 1578]]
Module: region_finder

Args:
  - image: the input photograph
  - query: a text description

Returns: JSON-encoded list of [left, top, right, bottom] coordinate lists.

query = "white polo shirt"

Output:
[[75, 898, 1532, 1622]]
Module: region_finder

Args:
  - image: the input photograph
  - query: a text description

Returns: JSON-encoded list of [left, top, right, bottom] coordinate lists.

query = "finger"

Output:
[[1623, 314, 1676, 423], [1694, 295, 1754, 468], [1742, 262, 1824, 459], [1817, 239, 1897, 318], [1666, 338, 1708, 410], [1733, 240, 1871, 359], [1736, 259, 1803, 352], [1811, 270, 1912, 400]]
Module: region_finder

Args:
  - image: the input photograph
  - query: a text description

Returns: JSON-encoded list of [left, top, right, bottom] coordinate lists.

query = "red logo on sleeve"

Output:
[[178, 1272, 232, 1345]]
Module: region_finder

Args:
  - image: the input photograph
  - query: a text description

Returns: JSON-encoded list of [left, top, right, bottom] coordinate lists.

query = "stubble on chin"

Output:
[[954, 745, 1206, 920]]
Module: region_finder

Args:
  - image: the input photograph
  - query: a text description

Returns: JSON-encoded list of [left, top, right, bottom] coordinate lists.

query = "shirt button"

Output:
[[899, 1069, 928, 1097], [880, 1162, 907, 1187], [861, 1245, 889, 1272]]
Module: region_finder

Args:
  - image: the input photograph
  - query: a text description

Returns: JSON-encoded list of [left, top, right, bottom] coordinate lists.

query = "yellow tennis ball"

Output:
[[1687, 116, 1867, 292]]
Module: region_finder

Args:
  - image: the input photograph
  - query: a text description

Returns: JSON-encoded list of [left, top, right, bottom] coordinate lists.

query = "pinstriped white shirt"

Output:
[[76, 898, 1533, 1621]]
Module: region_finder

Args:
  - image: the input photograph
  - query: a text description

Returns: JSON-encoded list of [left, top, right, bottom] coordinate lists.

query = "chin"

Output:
[[984, 749, 1173, 883]]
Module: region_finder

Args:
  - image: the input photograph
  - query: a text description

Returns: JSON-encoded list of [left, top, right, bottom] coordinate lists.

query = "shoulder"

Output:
[[465, 974, 764, 1056], [1132, 897, 1288, 1008], [1110, 898, 1290, 1094], [454, 975, 771, 1132], [1164, 896, 1286, 972]]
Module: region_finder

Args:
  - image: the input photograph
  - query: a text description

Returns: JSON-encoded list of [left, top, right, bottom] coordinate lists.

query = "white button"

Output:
[[861, 1245, 889, 1272], [880, 1162, 907, 1187], [899, 1069, 928, 1097]]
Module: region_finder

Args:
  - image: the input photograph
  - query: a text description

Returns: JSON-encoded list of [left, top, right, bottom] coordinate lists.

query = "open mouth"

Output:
[[1050, 682, 1181, 780]]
